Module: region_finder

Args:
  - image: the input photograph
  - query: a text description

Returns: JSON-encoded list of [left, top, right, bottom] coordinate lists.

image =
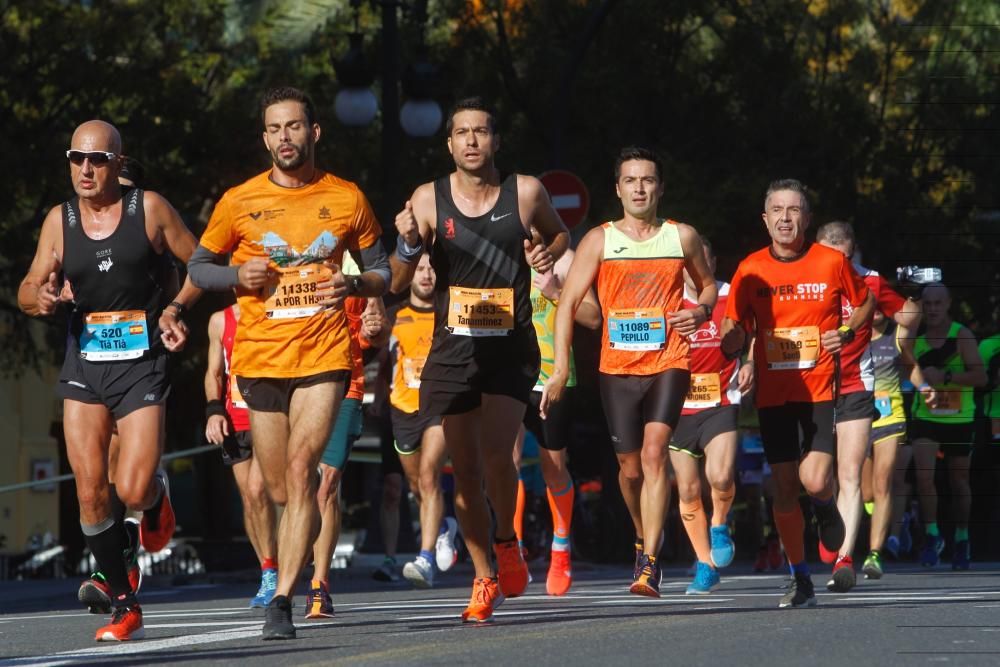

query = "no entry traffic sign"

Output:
[[540, 170, 590, 229]]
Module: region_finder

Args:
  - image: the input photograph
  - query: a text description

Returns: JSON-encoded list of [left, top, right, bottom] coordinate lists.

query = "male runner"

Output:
[[205, 303, 278, 607], [981, 334, 1000, 443], [815, 221, 921, 591], [391, 97, 569, 622], [18, 120, 200, 641], [386, 253, 460, 589], [721, 179, 874, 608], [910, 283, 986, 569], [188, 87, 390, 639], [543, 146, 717, 598], [669, 236, 753, 595]]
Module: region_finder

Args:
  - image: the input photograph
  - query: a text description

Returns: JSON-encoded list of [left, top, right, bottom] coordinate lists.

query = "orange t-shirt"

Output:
[[726, 243, 869, 407], [200, 170, 381, 378], [388, 301, 435, 414], [597, 220, 688, 376]]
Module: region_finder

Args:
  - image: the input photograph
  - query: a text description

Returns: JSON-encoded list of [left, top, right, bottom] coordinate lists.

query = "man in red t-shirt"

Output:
[[722, 179, 874, 609], [816, 222, 921, 592]]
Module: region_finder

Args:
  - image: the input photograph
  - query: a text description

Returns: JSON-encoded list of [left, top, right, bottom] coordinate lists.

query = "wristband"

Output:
[[918, 383, 931, 391], [166, 301, 185, 317], [395, 234, 423, 263], [206, 399, 226, 419]]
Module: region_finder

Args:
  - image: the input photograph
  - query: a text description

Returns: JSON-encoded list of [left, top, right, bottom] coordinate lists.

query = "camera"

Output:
[[896, 265, 942, 299]]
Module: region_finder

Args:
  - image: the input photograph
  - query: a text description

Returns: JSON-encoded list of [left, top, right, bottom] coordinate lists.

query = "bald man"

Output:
[[909, 283, 986, 570], [18, 120, 202, 642]]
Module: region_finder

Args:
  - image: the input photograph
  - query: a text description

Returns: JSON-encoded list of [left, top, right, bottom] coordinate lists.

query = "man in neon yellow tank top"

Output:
[[911, 283, 986, 569]]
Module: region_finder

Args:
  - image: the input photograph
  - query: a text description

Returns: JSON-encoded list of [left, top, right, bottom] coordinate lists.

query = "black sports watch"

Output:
[[699, 303, 713, 320], [345, 275, 363, 296], [837, 325, 856, 344]]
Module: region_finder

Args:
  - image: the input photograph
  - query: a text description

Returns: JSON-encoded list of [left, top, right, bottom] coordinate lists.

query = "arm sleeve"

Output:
[[349, 243, 391, 287], [187, 245, 240, 291]]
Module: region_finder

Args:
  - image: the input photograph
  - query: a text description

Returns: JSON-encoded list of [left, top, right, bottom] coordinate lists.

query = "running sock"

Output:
[[261, 557, 277, 571], [790, 561, 810, 577], [514, 479, 526, 546], [82, 517, 133, 599], [679, 498, 713, 566], [419, 549, 434, 563], [546, 480, 574, 553], [954, 527, 969, 542], [710, 486, 735, 527], [811, 495, 834, 509], [926, 522, 940, 537], [108, 485, 136, 558], [108, 484, 127, 524], [773, 506, 806, 566]]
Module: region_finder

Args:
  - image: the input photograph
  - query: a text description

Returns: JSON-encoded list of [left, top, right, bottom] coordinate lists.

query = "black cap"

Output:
[[119, 157, 146, 188]]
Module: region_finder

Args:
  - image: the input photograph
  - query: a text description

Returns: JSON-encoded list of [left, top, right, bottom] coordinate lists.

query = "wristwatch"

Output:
[[837, 325, 855, 344], [345, 275, 363, 296], [166, 301, 186, 317], [700, 303, 713, 320], [943, 369, 953, 385]]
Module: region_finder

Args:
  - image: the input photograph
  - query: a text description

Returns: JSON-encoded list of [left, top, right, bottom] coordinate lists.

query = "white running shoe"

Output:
[[435, 516, 459, 572], [403, 555, 435, 589]]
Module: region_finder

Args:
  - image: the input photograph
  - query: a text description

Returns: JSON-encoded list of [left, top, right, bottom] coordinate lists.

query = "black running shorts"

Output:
[[236, 370, 349, 414], [599, 370, 691, 454], [909, 418, 975, 458], [522, 388, 575, 452], [835, 390, 878, 424], [58, 352, 171, 420], [670, 405, 739, 458], [758, 400, 836, 465], [391, 406, 442, 455], [221, 429, 253, 466]]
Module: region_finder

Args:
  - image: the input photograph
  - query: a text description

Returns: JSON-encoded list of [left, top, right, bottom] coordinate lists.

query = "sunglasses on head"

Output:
[[66, 150, 118, 166]]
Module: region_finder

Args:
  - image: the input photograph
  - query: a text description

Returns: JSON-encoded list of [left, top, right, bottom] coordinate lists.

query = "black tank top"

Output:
[[423, 173, 537, 379], [62, 187, 166, 357]]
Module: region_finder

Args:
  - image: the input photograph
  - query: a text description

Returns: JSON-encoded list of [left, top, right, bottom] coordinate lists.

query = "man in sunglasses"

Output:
[[18, 120, 202, 642]]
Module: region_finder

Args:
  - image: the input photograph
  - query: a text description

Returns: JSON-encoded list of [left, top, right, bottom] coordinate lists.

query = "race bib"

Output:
[[79, 310, 149, 361], [264, 264, 332, 319], [608, 308, 666, 351], [764, 326, 820, 370], [229, 377, 247, 409], [685, 373, 722, 409], [874, 391, 893, 420], [447, 287, 514, 336], [402, 356, 426, 389], [930, 386, 961, 415]]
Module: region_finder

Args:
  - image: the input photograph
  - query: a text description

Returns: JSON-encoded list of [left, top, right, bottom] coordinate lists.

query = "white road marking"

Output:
[[143, 620, 263, 628]]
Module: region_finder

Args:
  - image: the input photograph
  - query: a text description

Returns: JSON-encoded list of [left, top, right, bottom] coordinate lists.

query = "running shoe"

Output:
[[951, 540, 971, 571], [372, 556, 399, 582], [79, 572, 112, 615], [899, 513, 913, 555], [778, 573, 816, 608], [633, 540, 644, 580], [139, 468, 176, 554], [495, 538, 529, 598], [402, 555, 435, 589], [815, 502, 846, 561], [686, 561, 721, 595], [629, 554, 661, 598], [546, 549, 572, 596], [304, 579, 334, 619], [251, 568, 278, 608], [435, 517, 459, 572], [461, 576, 504, 623], [826, 555, 856, 592], [863, 550, 884, 580], [753, 546, 769, 573], [95, 604, 144, 642], [710, 525, 735, 568], [262, 595, 296, 640], [767, 536, 784, 570], [884, 535, 900, 560], [920, 534, 944, 567]]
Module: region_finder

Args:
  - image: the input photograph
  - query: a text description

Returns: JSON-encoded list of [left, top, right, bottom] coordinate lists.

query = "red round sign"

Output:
[[540, 170, 590, 229]]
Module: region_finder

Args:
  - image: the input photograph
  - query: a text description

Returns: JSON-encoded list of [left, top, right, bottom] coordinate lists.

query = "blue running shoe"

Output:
[[920, 535, 944, 567], [884, 535, 900, 560], [899, 514, 913, 555], [951, 540, 970, 571], [686, 561, 721, 595], [710, 526, 735, 568], [251, 568, 278, 608]]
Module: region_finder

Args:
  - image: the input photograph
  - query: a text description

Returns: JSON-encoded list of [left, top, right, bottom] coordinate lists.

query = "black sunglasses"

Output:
[[66, 150, 118, 166]]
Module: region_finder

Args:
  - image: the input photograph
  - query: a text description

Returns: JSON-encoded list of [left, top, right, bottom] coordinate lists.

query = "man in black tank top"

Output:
[[17, 120, 202, 642], [389, 97, 570, 623]]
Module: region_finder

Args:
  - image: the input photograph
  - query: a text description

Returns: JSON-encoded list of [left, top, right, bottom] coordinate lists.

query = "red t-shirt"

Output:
[[682, 283, 741, 415], [838, 266, 906, 394], [223, 306, 251, 432], [726, 243, 869, 408]]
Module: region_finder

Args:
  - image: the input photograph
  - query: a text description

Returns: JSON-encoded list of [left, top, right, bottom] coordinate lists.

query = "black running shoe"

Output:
[[814, 502, 846, 555], [263, 595, 296, 640], [779, 574, 817, 608]]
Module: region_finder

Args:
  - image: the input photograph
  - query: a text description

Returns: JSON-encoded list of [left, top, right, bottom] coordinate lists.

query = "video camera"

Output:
[[896, 265, 942, 300]]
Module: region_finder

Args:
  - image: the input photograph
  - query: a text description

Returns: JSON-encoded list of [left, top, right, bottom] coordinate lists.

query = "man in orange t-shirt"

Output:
[[188, 87, 389, 640], [722, 179, 873, 609]]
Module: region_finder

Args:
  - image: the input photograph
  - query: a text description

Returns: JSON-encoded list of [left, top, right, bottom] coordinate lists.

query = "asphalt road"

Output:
[[1, 559, 999, 666]]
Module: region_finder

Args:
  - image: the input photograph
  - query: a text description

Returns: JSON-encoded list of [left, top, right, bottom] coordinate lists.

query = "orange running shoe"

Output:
[[95, 604, 145, 642], [495, 538, 529, 598], [629, 555, 661, 598], [140, 470, 175, 554], [461, 577, 505, 623], [546, 550, 572, 596]]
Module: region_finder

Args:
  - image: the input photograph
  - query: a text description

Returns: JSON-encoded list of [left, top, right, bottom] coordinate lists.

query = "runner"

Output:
[[815, 222, 922, 591], [981, 334, 1000, 444], [910, 283, 986, 569], [669, 236, 753, 595], [390, 96, 569, 622], [383, 253, 460, 589], [204, 303, 278, 608], [542, 146, 717, 598], [720, 179, 874, 608], [514, 231, 601, 595], [305, 257, 389, 618], [187, 87, 390, 639], [18, 120, 200, 640]]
